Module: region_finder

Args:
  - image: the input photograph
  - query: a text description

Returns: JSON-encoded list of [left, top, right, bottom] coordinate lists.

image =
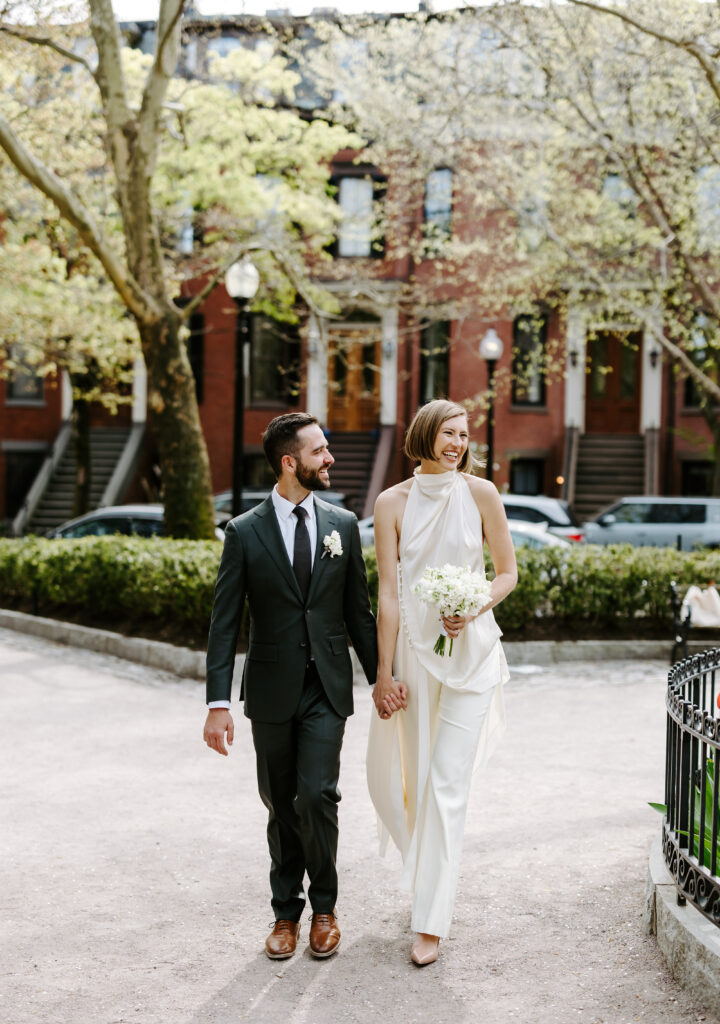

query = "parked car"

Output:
[[46, 504, 225, 541], [213, 488, 347, 527], [500, 494, 585, 542], [583, 496, 720, 550], [356, 514, 572, 551], [357, 514, 375, 547], [507, 519, 572, 550]]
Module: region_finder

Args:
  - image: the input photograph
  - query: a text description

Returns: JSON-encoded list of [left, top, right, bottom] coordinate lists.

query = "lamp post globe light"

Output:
[[225, 259, 260, 518], [479, 327, 504, 485]]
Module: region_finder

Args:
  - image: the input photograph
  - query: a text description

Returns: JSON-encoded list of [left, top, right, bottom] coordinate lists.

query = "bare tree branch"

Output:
[[138, 0, 185, 169], [567, 0, 720, 105], [540, 216, 720, 400], [88, 0, 132, 138], [179, 247, 254, 320], [0, 112, 155, 322], [0, 22, 97, 78]]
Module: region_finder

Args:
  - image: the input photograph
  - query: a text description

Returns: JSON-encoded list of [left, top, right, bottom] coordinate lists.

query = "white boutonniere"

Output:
[[322, 530, 343, 559]]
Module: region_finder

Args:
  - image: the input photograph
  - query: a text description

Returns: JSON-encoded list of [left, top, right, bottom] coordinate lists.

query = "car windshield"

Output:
[[60, 517, 133, 538], [504, 502, 576, 527]]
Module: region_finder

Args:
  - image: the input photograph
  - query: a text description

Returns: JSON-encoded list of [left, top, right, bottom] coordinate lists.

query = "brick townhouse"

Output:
[[1, 7, 715, 532]]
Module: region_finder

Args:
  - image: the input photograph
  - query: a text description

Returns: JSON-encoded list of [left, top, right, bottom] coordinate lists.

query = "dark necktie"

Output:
[[292, 505, 312, 599]]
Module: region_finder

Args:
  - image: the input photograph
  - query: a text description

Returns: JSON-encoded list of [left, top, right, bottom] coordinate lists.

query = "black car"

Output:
[[47, 504, 225, 541], [213, 488, 347, 527]]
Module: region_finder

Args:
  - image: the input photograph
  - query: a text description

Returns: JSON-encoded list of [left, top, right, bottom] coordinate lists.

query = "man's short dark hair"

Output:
[[262, 412, 319, 478]]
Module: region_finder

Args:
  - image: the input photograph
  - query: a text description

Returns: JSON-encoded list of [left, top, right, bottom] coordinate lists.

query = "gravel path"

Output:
[[0, 628, 713, 1024]]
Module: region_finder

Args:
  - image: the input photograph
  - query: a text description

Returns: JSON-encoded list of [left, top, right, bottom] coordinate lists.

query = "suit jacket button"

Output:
[[299, 641, 307, 648]]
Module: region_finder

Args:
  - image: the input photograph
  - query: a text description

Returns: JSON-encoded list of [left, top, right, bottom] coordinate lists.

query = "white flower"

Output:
[[322, 530, 343, 558], [413, 563, 493, 656]]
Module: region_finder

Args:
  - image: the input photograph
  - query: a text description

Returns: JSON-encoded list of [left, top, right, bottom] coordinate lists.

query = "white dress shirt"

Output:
[[207, 487, 317, 710]]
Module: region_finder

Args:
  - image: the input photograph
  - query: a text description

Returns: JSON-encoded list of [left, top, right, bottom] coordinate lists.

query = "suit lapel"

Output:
[[307, 499, 337, 603], [250, 496, 304, 601]]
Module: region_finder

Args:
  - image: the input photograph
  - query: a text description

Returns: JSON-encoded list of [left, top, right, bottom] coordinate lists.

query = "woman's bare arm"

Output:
[[467, 476, 517, 609], [372, 487, 409, 716], [441, 477, 517, 638]]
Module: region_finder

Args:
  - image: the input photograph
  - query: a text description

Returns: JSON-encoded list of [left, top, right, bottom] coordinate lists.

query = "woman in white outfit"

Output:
[[368, 399, 517, 966]]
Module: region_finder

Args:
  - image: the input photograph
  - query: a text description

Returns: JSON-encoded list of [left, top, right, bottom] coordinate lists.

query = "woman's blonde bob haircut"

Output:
[[404, 399, 472, 472]]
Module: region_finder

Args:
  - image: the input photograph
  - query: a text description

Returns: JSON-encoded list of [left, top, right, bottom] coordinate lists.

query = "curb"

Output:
[[502, 638, 674, 664], [644, 835, 720, 1017], [0, 609, 211, 680], [0, 608, 689, 681]]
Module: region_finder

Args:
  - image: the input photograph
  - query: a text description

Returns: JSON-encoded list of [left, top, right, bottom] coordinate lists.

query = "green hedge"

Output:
[[1, 536, 720, 641], [495, 543, 720, 631], [0, 537, 221, 636]]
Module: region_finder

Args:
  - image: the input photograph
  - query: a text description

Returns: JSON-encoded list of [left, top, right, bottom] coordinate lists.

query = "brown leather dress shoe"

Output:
[[265, 919, 301, 960], [309, 910, 341, 958]]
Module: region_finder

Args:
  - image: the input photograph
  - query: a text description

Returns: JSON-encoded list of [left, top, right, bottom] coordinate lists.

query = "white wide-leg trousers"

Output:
[[408, 681, 494, 938]]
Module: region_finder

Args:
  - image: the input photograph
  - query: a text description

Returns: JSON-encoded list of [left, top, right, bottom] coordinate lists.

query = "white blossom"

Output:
[[323, 530, 343, 558]]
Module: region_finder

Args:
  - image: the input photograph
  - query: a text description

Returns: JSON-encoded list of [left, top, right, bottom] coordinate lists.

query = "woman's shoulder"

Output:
[[376, 478, 413, 510], [461, 473, 503, 507]]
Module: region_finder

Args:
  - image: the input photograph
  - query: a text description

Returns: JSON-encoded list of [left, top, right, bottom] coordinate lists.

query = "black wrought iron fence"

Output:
[[664, 649, 720, 925]]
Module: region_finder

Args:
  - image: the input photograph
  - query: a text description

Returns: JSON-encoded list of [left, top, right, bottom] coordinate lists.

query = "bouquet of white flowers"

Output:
[[413, 563, 493, 656]]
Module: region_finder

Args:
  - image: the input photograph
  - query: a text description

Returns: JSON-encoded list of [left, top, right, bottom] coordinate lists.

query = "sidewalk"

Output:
[[0, 627, 712, 1024]]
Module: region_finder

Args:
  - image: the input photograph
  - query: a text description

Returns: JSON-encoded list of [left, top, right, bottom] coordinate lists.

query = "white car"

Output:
[[356, 515, 570, 551], [500, 494, 584, 543], [357, 515, 375, 547], [507, 519, 571, 550], [583, 496, 720, 550]]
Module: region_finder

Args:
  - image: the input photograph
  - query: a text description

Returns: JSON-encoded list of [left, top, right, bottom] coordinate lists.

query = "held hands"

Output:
[[372, 676, 408, 720], [440, 612, 479, 639], [203, 708, 235, 756]]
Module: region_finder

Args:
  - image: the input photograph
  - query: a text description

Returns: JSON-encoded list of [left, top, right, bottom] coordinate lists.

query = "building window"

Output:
[[682, 460, 714, 497], [420, 321, 450, 405], [602, 173, 638, 217], [333, 171, 386, 258], [512, 314, 547, 406], [424, 168, 452, 250], [696, 166, 720, 252], [3, 448, 46, 519], [510, 457, 545, 495], [206, 34, 242, 60], [684, 314, 715, 409], [250, 316, 300, 405], [176, 302, 205, 404], [6, 346, 44, 403], [186, 312, 205, 405], [332, 36, 368, 104], [244, 452, 277, 489]]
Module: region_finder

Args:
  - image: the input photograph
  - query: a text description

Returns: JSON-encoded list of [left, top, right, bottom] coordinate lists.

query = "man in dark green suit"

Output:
[[203, 413, 378, 961]]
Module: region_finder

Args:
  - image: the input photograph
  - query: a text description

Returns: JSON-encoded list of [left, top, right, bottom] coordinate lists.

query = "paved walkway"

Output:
[[0, 628, 713, 1024]]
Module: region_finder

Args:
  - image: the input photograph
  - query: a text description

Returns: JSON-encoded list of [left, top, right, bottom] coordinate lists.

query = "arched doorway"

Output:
[[585, 330, 641, 433], [326, 310, 382, 431]]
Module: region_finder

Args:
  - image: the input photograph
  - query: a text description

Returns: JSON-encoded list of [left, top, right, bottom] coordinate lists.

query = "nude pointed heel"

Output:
[[411, 935, 439, 965]]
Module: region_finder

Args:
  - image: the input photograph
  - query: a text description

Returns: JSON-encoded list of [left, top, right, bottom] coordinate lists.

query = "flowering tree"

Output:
[[304, 2, 720, 483], [0, 0, 357, 535]]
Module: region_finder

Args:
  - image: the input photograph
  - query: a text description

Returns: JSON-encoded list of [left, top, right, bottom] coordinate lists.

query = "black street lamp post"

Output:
[[479, 327, 504, 485], [225, 259, 260, 519]]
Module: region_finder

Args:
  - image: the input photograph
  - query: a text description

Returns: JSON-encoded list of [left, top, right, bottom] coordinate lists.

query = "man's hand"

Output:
[[203, 708, 235, 756], [372, 676, 408, 719]]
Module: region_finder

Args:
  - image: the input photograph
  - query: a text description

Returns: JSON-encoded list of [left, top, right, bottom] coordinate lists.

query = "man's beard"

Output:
[[295, 458, 331, 491]]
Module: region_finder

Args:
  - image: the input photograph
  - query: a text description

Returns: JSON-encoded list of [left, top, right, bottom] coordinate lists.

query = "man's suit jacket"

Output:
[[206, 494, 378, 723]]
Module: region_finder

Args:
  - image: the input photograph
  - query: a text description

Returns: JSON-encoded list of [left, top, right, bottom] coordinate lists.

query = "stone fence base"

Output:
[[644, 835, 720, 1018]]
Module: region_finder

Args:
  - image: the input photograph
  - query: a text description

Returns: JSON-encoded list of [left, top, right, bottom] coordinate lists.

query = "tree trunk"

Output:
[[71, 398, 92, 518], [138, 313, 216, 539]]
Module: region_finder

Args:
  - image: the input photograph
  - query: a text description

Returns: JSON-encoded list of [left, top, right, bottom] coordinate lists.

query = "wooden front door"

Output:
[[327, 325, 382, 431], [585, 331, 641, 433]]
